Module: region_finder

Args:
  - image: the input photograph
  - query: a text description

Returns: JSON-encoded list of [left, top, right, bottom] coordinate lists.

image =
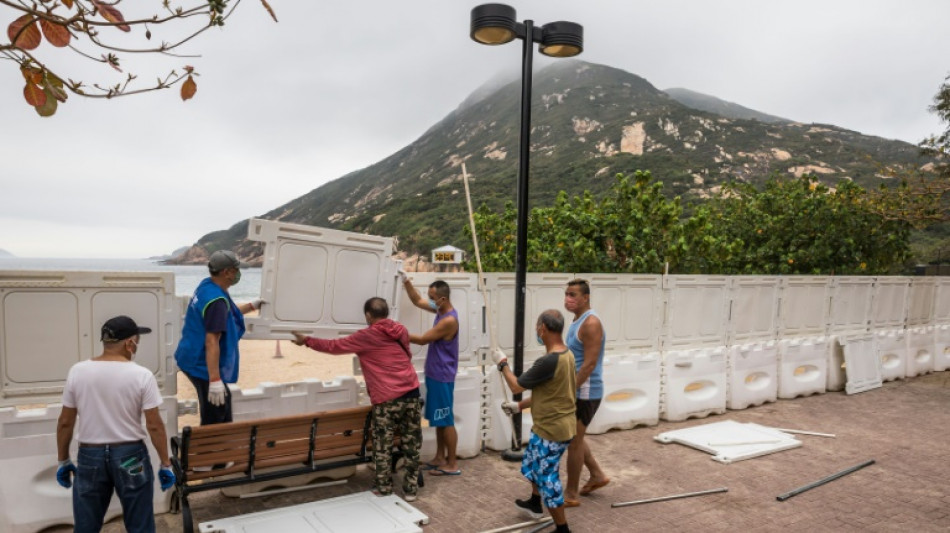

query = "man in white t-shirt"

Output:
[[55, 315, 175, 533]]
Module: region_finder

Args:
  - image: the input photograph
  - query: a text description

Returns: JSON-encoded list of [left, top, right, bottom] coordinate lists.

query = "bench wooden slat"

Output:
[[186, 407, 370, 438], [185, 444, 366, 482], [186, 432, 365, 468]]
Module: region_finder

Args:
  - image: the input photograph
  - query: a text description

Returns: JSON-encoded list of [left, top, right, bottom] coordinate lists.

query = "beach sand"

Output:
[[175, 339, 357, 428]]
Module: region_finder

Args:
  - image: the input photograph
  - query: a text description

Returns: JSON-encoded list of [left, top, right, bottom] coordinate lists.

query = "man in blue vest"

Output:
[[175, 250, 262, 427]]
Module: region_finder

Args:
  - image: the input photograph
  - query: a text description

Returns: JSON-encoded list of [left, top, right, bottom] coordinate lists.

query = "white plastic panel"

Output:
[[244, 218, 396, 341], [664, 276, 729, 349], [728, 277, 780, 344], [586, 353, 661, 434], [907, 278, 936, 327], [654, 420, 801, 464], [871, 277, 910, 329], [481, 366, 533, 451], [661, 347, 727, 422], [485, 273, 574, 366], [935, 278, 950, 324], [0, 396, 177, 533], [396, 272, 484, 369], [228, 377, 360, 422], [777, 337, 829, 399], [779, 277, 830, 337], [839, 334, 882, 395], [575, 273, 664, 352], [198, 491, 428, 533], [828, 277, 873, 334], [905, 326, 935, 377], [727, 342, 778, 410], [876, 329, 907, 382], [933, 325, 950, 372], [0, 270, 178, 406]]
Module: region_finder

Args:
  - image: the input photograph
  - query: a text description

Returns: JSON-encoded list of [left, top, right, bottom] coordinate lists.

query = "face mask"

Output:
[[232, 269, 242, 286], [128, 339, 138, 360], [536, 334, 544, 346], [428, 298, 439, 311]]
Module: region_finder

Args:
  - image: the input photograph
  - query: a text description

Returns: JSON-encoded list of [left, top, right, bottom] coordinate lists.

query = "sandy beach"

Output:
[[175, 339, 358, 428]]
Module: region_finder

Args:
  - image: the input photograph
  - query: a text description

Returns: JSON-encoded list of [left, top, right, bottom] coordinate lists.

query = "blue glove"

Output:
[[56, 459, 76, 488], [158, 466, 176, 492]]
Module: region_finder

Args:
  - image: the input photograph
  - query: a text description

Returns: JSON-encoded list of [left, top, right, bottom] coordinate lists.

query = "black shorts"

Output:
[[575, 398, 602, 427]]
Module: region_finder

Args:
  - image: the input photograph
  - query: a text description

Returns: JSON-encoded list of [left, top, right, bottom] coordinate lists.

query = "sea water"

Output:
[[0, 257, 261, 301]]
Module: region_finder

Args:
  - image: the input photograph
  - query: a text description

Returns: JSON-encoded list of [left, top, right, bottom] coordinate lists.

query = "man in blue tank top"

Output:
[[174, 250, 262, 430], [400, 273, 461, 476], [563, 278, 610, 506]]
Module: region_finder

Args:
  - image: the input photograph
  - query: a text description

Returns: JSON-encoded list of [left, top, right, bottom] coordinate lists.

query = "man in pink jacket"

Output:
[[292, 297, 422, 501]]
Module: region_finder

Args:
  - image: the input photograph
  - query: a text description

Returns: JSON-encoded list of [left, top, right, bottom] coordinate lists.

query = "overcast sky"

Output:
[[2, 0, 948, 258]]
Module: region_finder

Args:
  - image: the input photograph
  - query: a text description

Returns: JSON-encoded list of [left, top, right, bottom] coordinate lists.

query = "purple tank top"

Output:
[[424, 309, 459, 382]]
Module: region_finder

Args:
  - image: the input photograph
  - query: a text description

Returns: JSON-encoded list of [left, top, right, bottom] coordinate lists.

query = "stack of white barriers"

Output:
[[2, 218, 949, 532]]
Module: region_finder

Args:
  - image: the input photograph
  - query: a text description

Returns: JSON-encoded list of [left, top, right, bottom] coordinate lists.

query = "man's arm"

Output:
[[402, 279, 435, 313], [293, 330, 368, 355], [409, 315, 458, 345], [56, 406, 77, 462], [204, 332, 222, 381], [575, 315, 603, 387], [144, 407, 171, 467]]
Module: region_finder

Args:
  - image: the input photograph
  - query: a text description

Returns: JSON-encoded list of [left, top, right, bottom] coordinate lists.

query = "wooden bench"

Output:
[[171, 405, 420, 533]]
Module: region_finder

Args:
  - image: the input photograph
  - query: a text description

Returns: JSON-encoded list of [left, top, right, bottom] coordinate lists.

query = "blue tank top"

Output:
[[174, 277, 246, 383], [566, 309, 605, 400], [424, 309, 459, 383]]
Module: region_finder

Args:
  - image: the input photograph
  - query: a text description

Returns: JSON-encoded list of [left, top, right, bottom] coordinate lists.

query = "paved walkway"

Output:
[[137, 371, 949, 532]]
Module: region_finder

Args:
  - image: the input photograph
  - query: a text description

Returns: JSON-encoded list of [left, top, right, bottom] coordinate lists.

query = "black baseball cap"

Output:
[[208, 250, 249, 273], [101, 315, 152, 342]]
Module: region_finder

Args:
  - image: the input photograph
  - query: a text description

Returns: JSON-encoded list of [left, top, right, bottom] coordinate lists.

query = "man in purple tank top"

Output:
[[400, 273, 461, 476]]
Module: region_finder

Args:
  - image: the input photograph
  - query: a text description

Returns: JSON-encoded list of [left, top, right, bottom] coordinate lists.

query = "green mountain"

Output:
[[184, 60, 927, 263], [664, 87, 788, 124]]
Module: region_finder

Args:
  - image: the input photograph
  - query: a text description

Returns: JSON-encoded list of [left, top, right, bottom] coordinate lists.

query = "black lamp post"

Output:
[[470, 4, 582, 459]]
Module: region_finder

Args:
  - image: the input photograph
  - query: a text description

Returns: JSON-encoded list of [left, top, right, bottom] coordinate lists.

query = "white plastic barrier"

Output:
[[907, 278, 936, 327], [905, 326, 935, 377], [838, 334, 881, 395], [419, 368, 481, 459], [229, 377, 360, 421], [586, 353, 661, 434], [726, 342, 778, 410], [481, 366, 532, 451], [728, 277, 780, 345], [576, 273, 664, 353], [0, 396, 177, 533], [935, 325, 950, 372], [663, 276, 730, 349], [780, 277, 831, 337], [661, 348, 727, 422], [876, 329, 908, 382], [871, 277, 910, 330], [828, 277, 874, 334], [777, 337, 829, 399], [827, 337, 846, 392], [0, 270, 179, 405], [935, 279, 950, 325]]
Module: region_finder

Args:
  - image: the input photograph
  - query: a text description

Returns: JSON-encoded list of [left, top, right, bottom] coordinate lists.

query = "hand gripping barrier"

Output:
[[727, 342, 778, 410], [661, 348, 727, 422], [777, 337, 829, 399]]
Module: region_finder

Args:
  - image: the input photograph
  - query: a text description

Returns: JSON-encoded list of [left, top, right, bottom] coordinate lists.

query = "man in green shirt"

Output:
[[493, 309, 576, 533]]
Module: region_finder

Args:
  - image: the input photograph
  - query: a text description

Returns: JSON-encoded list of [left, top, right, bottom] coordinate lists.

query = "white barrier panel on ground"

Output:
[[829, 277, 874, 334], [780, 277, 831, 337], [728, 277, 780, 344], [228, 377, 360, 421], [244, 218, 398, 341], [905, 326, 935, 377], [419, 369, 481, 459], [397, 272, 485, 369], [586, 353, 661, 434], [661, 348, 727, 422], [663, 276, 729, 349], [839, 334, 881, 395], [576, 274, 664, 353], [871, 277, 910, 330], [727, 342, 778, 410], [778, 337, 829, 399], [877, 329, 908, 382], [907, 278, 936, 327], [934, 325, 950, 371], [935, 278, 950, 325], [0, 396, 177, 533], [485, 273, 574, 366], [0, 270, 179, 406]]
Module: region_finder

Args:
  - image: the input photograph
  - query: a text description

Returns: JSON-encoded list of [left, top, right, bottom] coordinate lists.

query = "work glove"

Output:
[[56, 458, 76, 488], [158, 465, 176, 491], [208, 379, 227, 407], [501, 401, 520, 416], [492, 348, 508, 367], [397, 269, 408, 283], [251, 299, 266, 310]]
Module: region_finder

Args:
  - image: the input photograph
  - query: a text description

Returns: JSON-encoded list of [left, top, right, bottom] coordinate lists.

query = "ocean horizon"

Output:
[[0, 257, 262, 301]]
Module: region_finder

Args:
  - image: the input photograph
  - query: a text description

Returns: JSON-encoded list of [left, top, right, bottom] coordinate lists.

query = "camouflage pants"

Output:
[[372, 397, 422, 495]]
